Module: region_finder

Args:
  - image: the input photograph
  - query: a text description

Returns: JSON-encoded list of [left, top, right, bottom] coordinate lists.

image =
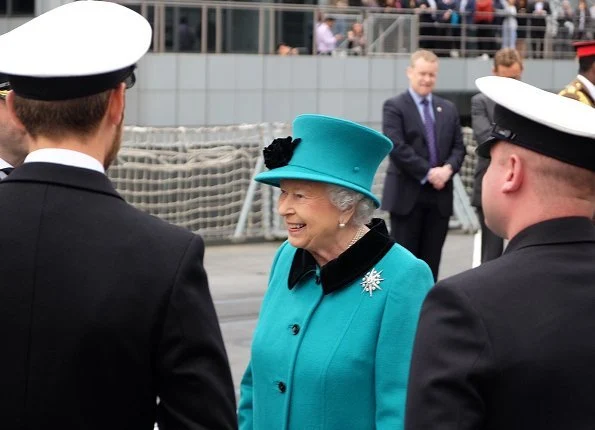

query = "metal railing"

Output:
[[112, 0, 585, 59]]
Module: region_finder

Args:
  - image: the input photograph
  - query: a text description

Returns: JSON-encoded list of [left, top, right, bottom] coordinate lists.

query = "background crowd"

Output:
[[271, 0, 595, 58]]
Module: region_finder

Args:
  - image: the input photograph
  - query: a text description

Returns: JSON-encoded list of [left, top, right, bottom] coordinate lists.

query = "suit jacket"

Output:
[[381, 91, 466, 217], [559, 78, 595, 108], [0, 162, 237, 430], [470, 92, 495, 208], [405, 217, 595, 430], [238, 220, 434, 430]]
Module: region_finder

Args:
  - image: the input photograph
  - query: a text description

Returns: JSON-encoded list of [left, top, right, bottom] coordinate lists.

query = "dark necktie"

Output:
[[1, 167, 14, 176], [421, 98, 438, 167]]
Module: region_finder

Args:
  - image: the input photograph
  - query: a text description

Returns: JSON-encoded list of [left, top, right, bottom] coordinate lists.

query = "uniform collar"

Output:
[[505, 217, 595, 254], [288, 218, 394, 295], [576, 74, 595, 101]]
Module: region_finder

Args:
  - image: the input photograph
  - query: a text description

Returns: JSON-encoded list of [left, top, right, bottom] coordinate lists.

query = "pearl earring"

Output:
[[339, 222, 346, 228]]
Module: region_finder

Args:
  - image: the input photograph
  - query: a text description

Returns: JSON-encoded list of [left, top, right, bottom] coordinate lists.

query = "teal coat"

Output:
[[239, 220, 434, 430]]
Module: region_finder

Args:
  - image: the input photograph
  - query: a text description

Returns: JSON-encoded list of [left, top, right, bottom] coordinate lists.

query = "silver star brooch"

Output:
[[361, 268, 384, 297]]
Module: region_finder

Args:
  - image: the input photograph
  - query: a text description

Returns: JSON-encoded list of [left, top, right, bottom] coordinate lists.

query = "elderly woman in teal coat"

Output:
[[238, 114, 434, 430]]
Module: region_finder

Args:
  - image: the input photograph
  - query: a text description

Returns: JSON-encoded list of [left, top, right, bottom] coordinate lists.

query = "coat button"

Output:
[[291, 324, 300, 335], [278, 381, 287, 393]]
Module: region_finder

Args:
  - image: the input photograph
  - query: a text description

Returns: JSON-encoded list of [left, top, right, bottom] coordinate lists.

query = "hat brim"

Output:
[[476, 136, 497, 158], [255, 165, 381, 207]]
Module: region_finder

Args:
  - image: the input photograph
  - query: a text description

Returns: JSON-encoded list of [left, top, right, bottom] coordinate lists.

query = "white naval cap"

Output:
[[475, 76, 595, 172], [0, 1, 152, 101]]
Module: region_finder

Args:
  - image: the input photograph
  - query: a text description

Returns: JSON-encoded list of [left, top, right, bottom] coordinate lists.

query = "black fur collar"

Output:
[[288, 218, 394, 295]]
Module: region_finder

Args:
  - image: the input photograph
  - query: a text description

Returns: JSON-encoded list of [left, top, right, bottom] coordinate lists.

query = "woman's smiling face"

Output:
[[278, 179, 345, 256]]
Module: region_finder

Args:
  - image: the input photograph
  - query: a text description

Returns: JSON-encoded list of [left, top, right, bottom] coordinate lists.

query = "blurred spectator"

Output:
[[516, 0, 529, 56], [436, 0, 461, 57], [474, 0, 496, 56], [411, 0, 438, 51], [574, 0, 593, 40], [460, 0, 477, 56], [384, 0, 405, 11], [501, 0, 518, 48], [178, 17, 196, 52], [527, 0, 551, 59], [276, 42, 299, 56], [334, 0, 350, 38], [347, 22, 366, 55], [316, 16, 343, 55], [555, 0, 575, 58]]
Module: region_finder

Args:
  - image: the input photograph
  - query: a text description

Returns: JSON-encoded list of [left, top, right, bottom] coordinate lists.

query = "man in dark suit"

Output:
[[0, 3, 237, 429], [0, 77, 28, 179], [382, 49, 465, 280], [471, 48, 523, 263], [405, 76, 595, 429]]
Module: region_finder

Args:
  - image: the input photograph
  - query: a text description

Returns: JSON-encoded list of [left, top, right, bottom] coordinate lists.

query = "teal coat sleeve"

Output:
[[238, 241, 289, 430], [375, 256, 434, 429]]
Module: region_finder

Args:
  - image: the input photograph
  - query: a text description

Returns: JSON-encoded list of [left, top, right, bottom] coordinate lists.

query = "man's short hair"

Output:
[[12, 91, 111, 140], [410, 49, 438, 66], [493, 48, 523, 69]]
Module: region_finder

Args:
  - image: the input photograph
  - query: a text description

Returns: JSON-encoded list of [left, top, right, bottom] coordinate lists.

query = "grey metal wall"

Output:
[[124, 53, 577, 128]]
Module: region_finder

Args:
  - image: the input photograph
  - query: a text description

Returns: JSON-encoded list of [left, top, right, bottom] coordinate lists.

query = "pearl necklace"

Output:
[[348, 225, 367, 248]]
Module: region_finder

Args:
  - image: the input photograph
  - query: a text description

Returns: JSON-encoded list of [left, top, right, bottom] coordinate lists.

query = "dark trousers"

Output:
[[477, 207, 504, 263], [476, 24, 495, 54], [389, 187, 449, 281], [530, 29, 546, 58]]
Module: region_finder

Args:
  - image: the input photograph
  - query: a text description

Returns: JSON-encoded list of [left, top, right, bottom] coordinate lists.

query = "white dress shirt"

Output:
[[316, 22, 337, 54], [0, 158, 13, 179], [24, 148, 105, 174]]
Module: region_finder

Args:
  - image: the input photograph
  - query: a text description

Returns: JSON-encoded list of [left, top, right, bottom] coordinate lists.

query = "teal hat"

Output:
[[254, 114, 393, 207]]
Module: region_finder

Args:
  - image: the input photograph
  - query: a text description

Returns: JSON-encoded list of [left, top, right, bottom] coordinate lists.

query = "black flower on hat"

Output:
[[263, 136, 301, 169]]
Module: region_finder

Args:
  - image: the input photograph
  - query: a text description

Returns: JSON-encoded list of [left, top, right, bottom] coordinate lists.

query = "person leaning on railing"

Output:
[[347, 22, 366, 55]]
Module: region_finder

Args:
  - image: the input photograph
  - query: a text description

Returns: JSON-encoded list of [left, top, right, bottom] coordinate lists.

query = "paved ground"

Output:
[[205, 230, 475, 397]]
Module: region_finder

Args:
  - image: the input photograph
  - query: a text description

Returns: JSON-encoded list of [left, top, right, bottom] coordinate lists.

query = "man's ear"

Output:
[[501, 153, 524, 194], [5, 91, 28, 133], [106, 83, 126, 125]]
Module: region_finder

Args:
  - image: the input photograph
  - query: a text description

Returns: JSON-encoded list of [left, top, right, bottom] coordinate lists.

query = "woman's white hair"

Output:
[[326, 184, 376, 226]]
